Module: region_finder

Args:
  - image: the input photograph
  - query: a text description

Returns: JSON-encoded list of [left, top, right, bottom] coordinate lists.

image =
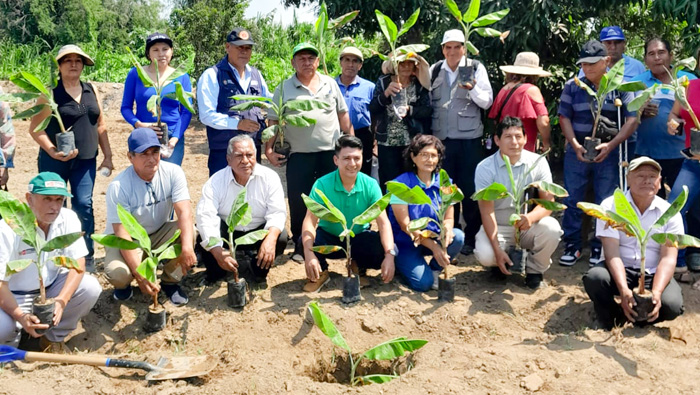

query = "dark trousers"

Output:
[[200, 221, 288, 282], [582, 265, 684, 329], [208, 144, 262, 177], [38, 151, 96, 258], [355, 127, 374, 176], [313, 227, 384, 271], [287, 151, 336, 243], [377, 144, 407, 192], [441, 138, 484, 246]]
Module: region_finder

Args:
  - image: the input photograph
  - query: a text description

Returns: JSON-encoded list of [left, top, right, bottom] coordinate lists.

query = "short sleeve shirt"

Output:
[[269, 73, 348, 153], [596, 191, 684, 274], [336, 75, 374, 130], [0, 208, 88, 292], [474, 150, 553, 226], [105, 161, 190, 235], [309, 170, 382, 236]]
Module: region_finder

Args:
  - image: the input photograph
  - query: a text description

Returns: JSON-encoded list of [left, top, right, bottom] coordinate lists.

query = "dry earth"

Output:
[[0, 82, 699, 394]]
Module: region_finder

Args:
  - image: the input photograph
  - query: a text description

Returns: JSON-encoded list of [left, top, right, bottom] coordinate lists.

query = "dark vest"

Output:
[[206, 56, 267, 150], [387, 172, 443, 248]]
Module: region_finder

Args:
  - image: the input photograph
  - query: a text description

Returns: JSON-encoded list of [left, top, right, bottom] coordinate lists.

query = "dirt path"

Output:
[[0, 82, 699, 394]]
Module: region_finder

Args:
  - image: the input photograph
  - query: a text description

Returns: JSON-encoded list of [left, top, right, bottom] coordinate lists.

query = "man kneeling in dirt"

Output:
[[301, 135, 395, 292], [196, 135, 287, 285], [103, 128, 196, 306], [0, 172, 101, 351], [583, 157, 684, 330]]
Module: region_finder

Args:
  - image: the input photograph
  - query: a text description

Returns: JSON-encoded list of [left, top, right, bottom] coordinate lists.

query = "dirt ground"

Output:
[[1, 82, 700, 394]]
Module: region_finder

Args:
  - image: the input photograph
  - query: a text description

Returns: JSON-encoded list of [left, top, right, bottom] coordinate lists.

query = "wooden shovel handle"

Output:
[[24, 351, 157, 371]]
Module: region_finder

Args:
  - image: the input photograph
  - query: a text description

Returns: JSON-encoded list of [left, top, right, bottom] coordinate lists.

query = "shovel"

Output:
[[0, 345, 217, 381]]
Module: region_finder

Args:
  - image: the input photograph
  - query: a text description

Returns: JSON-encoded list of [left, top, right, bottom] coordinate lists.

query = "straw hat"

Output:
[[499, 52, 551, 77], [56, 44, 95, 66]]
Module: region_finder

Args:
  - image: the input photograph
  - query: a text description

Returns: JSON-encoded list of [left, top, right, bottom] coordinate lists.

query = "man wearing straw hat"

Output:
[[489, 52, 552, 153]]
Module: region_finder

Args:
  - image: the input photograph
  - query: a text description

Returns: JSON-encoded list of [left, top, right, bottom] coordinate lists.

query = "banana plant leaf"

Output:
[[338, 228, 355, 241], [352, 193, 391, 226], [41, 232, 84, 252], [328, 10, 359, 29], [136, 256, 159, 283], [116, 204, 151, 251], [6, 259, 33, 275], [651, 233, 700, 249], [474, 27, 502, 37], [285, 114, 316, 127], [471, 183, 510, 201], [234, 229, 269, 247], [125, 47, 154, 88], [302, 193, 343, 223], [472, 9, 510, 27], [311, 245, 345, 254], [32, 115, 52, 133], [164, 81, 196, 114], [152, 229, 182, 255], [0, 92, 42, 103], [206, 236, 228, 249], [315, 189, 347, 228], [358, 374, 398, 385], [397, 8, 420, 38], [652, 185, 687, 229], [386, 182, 432, 205], [0, 191, 38, 245], [528, 199, 567, 211], [13, 104, 48, 120], [91, 234, 140, 250], [308, 301, 351, 352], [51, 256, 81, 272], [157, 244, 182, 261], [361, 337, 428, 360], [227, 188, 252, 231], [463, 0, 481, 22], [283, 99, 330, 112], [445, 0, 462, 21], [528, 180, 569, 198], [612, 189, 644, 238], [407, 217, 432, 232], [375, 10, 398, 45]]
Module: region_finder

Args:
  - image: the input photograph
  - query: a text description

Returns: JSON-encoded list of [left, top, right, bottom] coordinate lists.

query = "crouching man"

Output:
[[196, 135, 288, 284], [583, 157, 684, 330], [473, 117, 562, 289], [301, 136, 395, 292], [0, 173, 101, 350]]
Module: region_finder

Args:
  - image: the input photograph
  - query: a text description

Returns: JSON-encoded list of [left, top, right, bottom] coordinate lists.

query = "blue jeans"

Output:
[[38, 151, 96, 258], [668, 159, 700, 267], [161, 136, 185, 166], [395, 229, 464, 292], [561, 145, 619, 250]]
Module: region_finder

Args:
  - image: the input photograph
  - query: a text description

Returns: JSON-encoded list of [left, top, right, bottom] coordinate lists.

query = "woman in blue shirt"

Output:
[[121, 33, 193, 165], [387, 134, 465, 292]]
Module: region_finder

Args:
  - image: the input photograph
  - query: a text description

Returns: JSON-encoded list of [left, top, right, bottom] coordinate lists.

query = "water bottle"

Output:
[[99, 167, 111, 177]]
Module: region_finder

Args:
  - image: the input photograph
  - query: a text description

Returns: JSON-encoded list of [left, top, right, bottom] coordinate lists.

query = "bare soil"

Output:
[[1, 82, 700, 394]]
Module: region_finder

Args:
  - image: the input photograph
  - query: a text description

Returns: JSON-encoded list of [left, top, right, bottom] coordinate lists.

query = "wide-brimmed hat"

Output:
[[56, 45, 94, 66], [499, 52, 551, 77]]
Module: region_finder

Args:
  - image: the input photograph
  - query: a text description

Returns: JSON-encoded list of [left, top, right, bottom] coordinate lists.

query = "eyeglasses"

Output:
[[417, 152, 439, 160]]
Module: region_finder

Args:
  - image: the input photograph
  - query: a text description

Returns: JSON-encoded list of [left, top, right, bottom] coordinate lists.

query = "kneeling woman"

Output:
[[387, 134, 464, 291]]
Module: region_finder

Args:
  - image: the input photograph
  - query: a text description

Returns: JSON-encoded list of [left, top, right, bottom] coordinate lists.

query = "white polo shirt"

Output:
[[196, 164, 286, 250], [0, 208, 87, 293], [596, 191, 684, 274]]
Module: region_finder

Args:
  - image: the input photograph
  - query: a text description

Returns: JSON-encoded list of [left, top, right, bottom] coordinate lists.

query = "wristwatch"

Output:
[[385, 246, 397, 257]]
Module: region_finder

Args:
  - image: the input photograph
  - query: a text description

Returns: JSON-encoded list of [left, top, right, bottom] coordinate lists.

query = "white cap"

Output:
[[339, 46, 363, 62], [441, 29, 465, 45]]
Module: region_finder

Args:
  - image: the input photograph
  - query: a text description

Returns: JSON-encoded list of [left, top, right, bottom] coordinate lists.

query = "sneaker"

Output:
[[559, 245, 581, 266], [589, 247, 604, 266], [162, 283, 189, 306], [291, 240, 304, 263], [525, 273, 546, 289], [688, 253, 700, 272], [460, 243, 475, 256], [40, 337, 70, 354], [431, 270, 441, 290], [112, 286, 133, 301], [85, 257, 95, 273], [302, 270, 330, 292]]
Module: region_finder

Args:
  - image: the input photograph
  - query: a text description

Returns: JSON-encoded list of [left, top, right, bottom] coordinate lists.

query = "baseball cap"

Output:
[[56, 44, 95, 66], [628, 156, 661, 173], [227, 28, 255, 46], [28, 172, 72, 197], [128, 128, 161, 154], [339, 46, 363, 62], [576, 40, 607, 65], [600, 26, 626, 41], [145, 32, 173, 57], [441, 29, 465, 45], [292, 42, 319, 57]]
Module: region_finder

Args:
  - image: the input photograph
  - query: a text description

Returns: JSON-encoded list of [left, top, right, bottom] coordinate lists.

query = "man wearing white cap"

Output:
[[429, 29, 494, 256], [582, 156, 684, 330], [336, 47, 375, 175]]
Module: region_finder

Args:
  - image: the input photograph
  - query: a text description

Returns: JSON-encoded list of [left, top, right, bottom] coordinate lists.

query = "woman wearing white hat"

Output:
[[488, 52, 551, 153]]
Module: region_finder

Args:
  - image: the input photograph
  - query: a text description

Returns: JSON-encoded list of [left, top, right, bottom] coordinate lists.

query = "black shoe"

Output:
[[460, 243, 475, 256], [525, 273, 546, 289], [489, 267, 507, 281], [162, 283, 189, 306]]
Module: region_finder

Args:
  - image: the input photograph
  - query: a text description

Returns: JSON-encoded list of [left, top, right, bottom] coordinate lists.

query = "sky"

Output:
[[245, 0, 317, 26]]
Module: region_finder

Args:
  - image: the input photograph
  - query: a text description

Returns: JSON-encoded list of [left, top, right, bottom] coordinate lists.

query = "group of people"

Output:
[[1, 23, 698, 350]]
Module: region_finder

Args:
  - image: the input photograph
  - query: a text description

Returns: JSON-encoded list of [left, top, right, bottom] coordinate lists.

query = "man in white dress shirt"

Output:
[[196, 135, 287, 284]]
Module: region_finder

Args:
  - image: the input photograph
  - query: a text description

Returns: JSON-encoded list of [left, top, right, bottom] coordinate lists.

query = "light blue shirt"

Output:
[[335, 75, 374, 130], [197, 62, 271, 131]]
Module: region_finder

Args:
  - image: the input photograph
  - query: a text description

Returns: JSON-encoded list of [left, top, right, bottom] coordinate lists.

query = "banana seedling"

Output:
[[314, 2, 359, 75]]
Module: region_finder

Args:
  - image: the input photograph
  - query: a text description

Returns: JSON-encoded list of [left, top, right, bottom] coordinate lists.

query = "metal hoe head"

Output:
[[145, 354, 218, 381]]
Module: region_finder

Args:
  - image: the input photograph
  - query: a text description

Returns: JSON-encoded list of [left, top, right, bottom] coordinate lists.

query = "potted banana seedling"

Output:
[[91, 205, 182, 332], [125, 47, 196, 158], [444, 0, 510, 88], [0, 191, 83, 333], [663, 58, 700, 154], [205, 188, 269, 308], [314, 2, 359, 75], [230, 88, 330, 161], [301, 190, 391, 304], [386, 169, 464, 301], [578, 186, 700, 321], [0, 59, 76, 155], [471, 152, 568, 274], [574, 61, 646, 160]]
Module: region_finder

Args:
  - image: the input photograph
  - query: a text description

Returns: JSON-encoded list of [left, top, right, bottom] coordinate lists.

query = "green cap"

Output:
[[28, 172, 72, 197], [292, 42, 319, 57]]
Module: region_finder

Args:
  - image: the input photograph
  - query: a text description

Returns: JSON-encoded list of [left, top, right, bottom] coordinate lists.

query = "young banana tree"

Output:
[[205, 187, 269, 281], [385, 169, 464, 281], [471, 152, 568, 250], [125, 47, 196, 147], [444, 0, 510, 56], [301, 189, 391, 276], [578, 186, 700, 297], [91, 204, 182, 310], [0, 191, 83, 305], [374, 9, 424, 75], [308, 301, 427, 386], [314, 2, 359, 75]]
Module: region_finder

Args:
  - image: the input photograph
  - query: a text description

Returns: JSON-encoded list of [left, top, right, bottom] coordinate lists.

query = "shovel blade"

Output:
[[145, 355, 218, 381], [342, 275, 361, 304], [438, 277, 455, 302]]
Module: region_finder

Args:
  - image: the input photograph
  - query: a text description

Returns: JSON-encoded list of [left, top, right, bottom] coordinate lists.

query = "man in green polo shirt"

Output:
[[301, 136, 395, 292]]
